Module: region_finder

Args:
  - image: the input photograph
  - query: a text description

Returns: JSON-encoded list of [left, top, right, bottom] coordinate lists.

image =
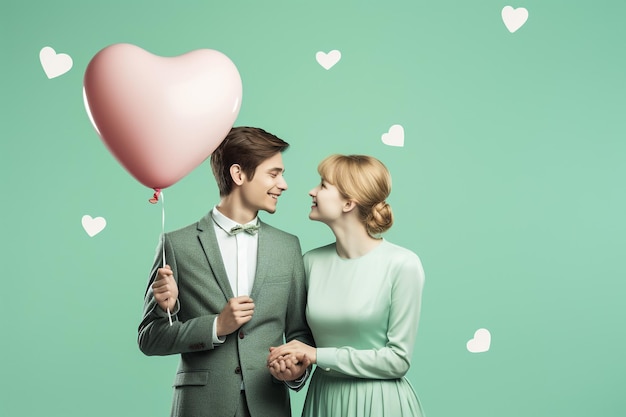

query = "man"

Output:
[[138, 127, 313, 417]]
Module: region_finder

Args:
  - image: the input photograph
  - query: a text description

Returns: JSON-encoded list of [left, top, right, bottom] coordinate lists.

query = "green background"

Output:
[[2, 1, 625, 416]]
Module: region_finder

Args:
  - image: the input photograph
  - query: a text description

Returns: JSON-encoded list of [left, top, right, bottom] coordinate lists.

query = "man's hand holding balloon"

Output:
[[152, 265, 178, 313]]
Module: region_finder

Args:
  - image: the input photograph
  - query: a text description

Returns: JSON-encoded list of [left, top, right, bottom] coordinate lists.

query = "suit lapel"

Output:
[[250, 220, 271, 300], [197, 212, 235, 300]]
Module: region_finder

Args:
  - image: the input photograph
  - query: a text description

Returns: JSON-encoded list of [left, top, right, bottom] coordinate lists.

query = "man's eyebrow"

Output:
[[267, 167, 285, 173]]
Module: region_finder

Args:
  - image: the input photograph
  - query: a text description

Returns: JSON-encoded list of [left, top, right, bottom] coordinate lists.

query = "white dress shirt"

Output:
[[211, 207, 259, 296], [210, 207, 259, 344]]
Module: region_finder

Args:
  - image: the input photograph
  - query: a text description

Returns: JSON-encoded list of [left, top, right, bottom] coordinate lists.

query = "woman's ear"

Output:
[[342, 199, 357, 213], [230, 164, 245, 186]]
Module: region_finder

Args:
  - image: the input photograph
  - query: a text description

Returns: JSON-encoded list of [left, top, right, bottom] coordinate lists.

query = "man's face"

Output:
[[239, 152, 287, 214]]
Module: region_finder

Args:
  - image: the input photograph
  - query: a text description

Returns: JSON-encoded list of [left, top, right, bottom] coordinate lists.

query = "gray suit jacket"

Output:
[[138, 212, 313, 417]]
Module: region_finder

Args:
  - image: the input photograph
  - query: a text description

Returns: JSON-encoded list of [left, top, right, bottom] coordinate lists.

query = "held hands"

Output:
[[216, 296, 255, 337], [152, 265, 178, 312], [267, 340, 316, 381]]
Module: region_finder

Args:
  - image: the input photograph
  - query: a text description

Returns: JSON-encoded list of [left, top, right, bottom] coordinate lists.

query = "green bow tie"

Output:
[[230, 224, 260, 236]]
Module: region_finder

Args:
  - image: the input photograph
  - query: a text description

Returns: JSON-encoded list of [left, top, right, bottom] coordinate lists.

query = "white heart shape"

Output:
[[82, 215, 107, 237], [316, 50, 341, 70], [381, 124, 404, 147], [467, 328, 491, 353], [501, 6, 529, 33], [39, 46, 73, 79]]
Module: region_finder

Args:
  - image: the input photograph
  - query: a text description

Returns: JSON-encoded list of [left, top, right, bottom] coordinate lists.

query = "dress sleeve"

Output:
[[316, 253, 425, 379]]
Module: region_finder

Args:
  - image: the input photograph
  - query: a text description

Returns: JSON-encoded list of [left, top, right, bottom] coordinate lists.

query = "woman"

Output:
[[268, 154, 426, 416]]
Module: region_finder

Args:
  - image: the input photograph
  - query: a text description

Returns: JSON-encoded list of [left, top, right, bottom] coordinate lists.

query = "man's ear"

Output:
[[342, 199, 357, 213], [230, 164, 245, 186]]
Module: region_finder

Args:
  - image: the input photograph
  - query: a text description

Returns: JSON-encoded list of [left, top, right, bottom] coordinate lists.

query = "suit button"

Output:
[[239, 331, 244, 339], [235, 366, 242, 374]]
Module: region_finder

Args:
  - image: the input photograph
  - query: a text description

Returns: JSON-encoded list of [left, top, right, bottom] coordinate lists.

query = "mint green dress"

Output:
[[302, 240, 425, 417]]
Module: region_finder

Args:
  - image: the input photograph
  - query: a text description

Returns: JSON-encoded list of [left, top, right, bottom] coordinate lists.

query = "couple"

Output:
[[138, 127, 425, 417]]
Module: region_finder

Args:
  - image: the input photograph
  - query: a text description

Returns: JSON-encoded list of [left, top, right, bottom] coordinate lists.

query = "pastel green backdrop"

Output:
[[1, 1, 625, 416]]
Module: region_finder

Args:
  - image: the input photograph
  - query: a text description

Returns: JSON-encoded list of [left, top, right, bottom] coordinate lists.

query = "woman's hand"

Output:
[[267, 340, 317, 367], [267, 354, 311, 381]]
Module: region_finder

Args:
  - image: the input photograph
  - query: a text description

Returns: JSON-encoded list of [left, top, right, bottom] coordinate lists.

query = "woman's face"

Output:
[[308, 178, 348, 223]]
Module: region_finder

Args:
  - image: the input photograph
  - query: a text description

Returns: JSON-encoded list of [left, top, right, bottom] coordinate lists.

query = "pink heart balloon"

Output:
[[84, 43, 242, 190]]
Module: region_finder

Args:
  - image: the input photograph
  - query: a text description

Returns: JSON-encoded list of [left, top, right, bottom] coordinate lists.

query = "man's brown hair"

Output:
[[210, 126, 289, 196]]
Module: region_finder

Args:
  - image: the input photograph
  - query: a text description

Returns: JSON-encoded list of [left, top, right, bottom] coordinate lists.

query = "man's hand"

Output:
[[268, 340, 317, 365], [267, 353, 311, 382], [152, 265, 178, 312], [216, 296, 255, 337]]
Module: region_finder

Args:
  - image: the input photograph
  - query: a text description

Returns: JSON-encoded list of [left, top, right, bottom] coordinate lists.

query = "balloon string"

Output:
[[160, 191, 173, 326]]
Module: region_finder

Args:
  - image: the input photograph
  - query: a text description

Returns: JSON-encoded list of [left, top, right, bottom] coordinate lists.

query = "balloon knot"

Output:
[[149, 188, 162, 204]]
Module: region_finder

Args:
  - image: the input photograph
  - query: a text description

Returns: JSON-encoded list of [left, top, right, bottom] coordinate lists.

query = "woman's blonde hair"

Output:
[[318, 154, 393, 235]]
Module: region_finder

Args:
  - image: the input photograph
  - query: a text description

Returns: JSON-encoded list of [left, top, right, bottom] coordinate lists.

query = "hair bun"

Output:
[[367, 201, 393, 236]]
